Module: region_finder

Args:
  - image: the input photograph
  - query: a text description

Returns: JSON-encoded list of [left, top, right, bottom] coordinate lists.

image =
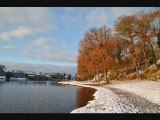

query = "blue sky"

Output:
[[0, 7, 154, 74]]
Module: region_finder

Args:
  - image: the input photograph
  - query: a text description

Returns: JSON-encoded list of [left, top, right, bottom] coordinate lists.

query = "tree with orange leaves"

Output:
[[115, 15, 140, 77]]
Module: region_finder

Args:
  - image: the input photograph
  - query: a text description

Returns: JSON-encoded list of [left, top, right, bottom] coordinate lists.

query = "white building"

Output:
[[0, 76, 6, 81]]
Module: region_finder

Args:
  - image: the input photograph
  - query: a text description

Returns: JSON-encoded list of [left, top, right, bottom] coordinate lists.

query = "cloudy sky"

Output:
[[0, 7, 154, 74]]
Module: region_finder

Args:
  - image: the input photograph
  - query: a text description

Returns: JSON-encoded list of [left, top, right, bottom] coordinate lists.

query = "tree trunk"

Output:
[[103, 55, 109, 84], [142, 41, 148, 69], [130, 38, 139, 77], [92, 72, 94, 80], [143, 50, 148, 69], [132, 55, 139, 78], [97, 68, 99, 83], [89, 74, 92, 82], [104, 67, 109, 84], [157, 34, 160, 48], [149, 42, 158, 68], [94, 72, 96, 82]]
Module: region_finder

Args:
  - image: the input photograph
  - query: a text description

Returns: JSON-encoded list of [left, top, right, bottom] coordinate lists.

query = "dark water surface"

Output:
[[0, 81, 95, 113]]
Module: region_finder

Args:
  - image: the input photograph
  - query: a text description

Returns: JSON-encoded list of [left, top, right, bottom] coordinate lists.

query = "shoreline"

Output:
[[107, 80, 160, 105], [58, 81, 112, 113], [58, 80, 160, 113]]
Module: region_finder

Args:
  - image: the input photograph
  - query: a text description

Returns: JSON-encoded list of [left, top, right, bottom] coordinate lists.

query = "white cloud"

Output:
[[56, 7, 110, 35], [58, 7, 153, 32], [0, 61, 76, 75], [34, 38, 52, 51], [11, 26, 33, 38], [110, 7, 150, 19], [34, 39, 46, 46], [0, 44, 16, 50], [23, 37, 76, 63], [25, 7, 54, 32], [24, 51, 76, 64], [0, 26, 33, 41], [85, 8, 109, 27], [0, 7, 54, 42], [0, 7, 53, 32]]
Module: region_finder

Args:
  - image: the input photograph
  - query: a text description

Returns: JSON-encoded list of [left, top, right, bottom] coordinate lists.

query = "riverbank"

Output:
[[58, 80, 160, 113], [107, 80, 160, 105]]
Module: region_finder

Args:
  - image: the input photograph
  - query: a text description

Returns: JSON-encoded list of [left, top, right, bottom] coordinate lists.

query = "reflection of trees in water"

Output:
[[47, 81, 62, 86], [9, 81, 63, 86], [0, 82, 5, 85], [76, 87, 95, 108]]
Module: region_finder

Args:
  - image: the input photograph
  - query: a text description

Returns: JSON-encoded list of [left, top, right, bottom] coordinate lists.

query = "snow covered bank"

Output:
[[107, 80, 160, 105], [59, 81, 125, 113], [59, 81, 160, 113]]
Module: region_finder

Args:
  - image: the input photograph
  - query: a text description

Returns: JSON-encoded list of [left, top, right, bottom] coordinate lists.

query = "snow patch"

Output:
[[59, 81, 160, 113], [108, 80, 160, 105]]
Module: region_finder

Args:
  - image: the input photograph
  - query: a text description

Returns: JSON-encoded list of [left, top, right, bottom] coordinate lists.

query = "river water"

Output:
[[0, 81, 95, 113]]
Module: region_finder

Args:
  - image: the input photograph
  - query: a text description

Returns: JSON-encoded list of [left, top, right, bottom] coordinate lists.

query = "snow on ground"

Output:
[[107, 80, 160, 105], [59, 81, 127, 113], [59, 80, 160, 113]]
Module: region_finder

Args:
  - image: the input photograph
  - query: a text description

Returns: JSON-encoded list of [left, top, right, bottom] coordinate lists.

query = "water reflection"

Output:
[[76, 87, 95, 108], [0, 81, 95, 113], [7, 81, 62, 86]]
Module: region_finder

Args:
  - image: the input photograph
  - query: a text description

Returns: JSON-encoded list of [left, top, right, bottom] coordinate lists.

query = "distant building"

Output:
[[44, 73, 52, 80], [65, 74, 72, 80], [25, 71, 35, 77], [0, 76, 6, 81], [45, 75, 52, 80], [0, 65, 5, 76], [25, 71, 36, 80], [12, 70, 26, 78], [0, 65, 6, 81]]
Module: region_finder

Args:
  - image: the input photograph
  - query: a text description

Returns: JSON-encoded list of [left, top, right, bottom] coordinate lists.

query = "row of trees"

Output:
[[77, 8, 160, 83]]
